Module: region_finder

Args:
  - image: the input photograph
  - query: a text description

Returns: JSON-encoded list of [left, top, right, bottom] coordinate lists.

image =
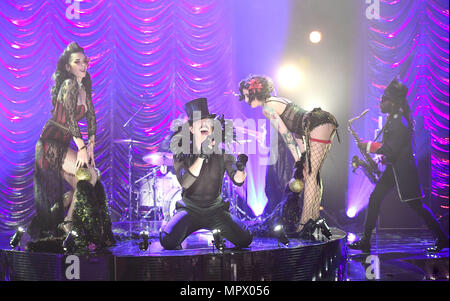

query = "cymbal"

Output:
[[143, 152, 173, 165], [113, 139, 149, 145]]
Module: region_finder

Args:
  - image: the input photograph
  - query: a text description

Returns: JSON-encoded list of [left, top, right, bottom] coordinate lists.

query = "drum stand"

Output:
[[116, 138, 138, 222], [128, 140, 135, 221], [141, 168, 160, 220], [223, 175, 252, 220], [121, 105, 144, 222], [135, 166, 160, 185]]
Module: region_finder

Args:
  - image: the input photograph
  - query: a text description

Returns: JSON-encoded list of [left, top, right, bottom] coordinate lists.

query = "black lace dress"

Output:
[[28, 79, 114, 251]]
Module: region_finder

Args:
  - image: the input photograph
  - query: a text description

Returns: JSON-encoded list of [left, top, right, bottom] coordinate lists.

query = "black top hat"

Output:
[[384, 78, 408, 103], [184, 98, 216, 122]]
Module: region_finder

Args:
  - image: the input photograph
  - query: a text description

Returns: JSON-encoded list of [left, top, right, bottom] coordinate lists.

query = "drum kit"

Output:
[[113, 137, 250, 223], [115, 103, 252, 223], [136, 152, 181, 221], [116, 103, 183, 222], [113, 138, 181, 222]]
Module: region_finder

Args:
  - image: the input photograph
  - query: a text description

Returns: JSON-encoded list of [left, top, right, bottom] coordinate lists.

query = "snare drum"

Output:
[[139, 172, 181, 219]]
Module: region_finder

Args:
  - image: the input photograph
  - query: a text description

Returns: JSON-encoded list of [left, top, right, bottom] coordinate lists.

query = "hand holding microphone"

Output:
[[199, 135, 214, 159]]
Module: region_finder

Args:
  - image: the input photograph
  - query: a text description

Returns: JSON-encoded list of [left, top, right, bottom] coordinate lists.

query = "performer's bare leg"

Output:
[[60, 147, 98, 233]]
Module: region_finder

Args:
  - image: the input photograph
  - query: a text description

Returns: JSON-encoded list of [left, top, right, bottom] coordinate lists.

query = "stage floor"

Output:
[[346, 229, 449, 281], [0, 225, 344, 256], [0, 225, 347, 281], [0, 226, 448, 281]]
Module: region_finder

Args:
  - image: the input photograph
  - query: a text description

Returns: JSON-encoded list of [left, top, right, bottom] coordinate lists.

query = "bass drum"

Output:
[[139, 172, 179, 208], [162, 187, 182, 221]]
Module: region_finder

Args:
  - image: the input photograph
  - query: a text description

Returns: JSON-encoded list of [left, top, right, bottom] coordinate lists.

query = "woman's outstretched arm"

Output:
[[262, 104, 302, 162]]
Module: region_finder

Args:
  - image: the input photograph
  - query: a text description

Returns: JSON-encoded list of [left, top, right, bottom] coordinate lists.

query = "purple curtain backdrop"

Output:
[[347, 0, 449, 218], [2, 0, 447, 231], [0, 0, 238, 229]]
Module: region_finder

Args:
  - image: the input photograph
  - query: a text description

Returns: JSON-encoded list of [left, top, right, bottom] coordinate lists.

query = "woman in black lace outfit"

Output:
[[27, 42, 114, 251], [238, 75, 339, 239]]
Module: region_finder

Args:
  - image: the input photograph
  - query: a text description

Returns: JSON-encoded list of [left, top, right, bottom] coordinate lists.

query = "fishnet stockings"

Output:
[[298, 139, 333, 230]]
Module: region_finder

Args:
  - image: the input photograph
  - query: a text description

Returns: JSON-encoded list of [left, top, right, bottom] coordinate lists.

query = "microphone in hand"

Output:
[[199, 135, 214, 159]]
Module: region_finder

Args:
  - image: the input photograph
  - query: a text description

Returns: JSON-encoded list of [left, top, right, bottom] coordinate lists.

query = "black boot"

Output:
[[426, 237, 449, 253], [297, 219, 316, 240], [348, 238, 371, 253]]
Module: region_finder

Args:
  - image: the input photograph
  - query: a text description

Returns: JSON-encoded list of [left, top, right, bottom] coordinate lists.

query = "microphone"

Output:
[[223, 91, 239, 97]]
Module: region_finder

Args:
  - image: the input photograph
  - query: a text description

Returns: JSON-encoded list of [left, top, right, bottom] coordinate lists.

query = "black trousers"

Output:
[[363, 165, 447, 241], [159, 202, 253, 250]]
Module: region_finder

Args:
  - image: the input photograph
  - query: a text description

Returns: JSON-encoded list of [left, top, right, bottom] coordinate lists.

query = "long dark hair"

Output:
[[50, 42, 92, 109]]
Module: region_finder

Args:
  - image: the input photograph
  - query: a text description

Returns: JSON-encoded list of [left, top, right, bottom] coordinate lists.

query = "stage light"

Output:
[[273, 224, 289, 246], [347, 233, 357, 243], [10, 226, 25, 250], [212, 229, 225, 251], [139, 230, 150, 251], [277, 65, 302, 90], [309, 31, 322, 44], [62, 230, 78, 253], [346, 207, 357, 218]]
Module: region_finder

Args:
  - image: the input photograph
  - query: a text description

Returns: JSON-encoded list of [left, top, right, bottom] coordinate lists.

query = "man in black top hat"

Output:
[[349, 78, 449, 253], [159, 98, 252, 250]]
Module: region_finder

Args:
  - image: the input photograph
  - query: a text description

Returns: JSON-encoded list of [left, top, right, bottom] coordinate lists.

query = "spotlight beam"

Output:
[[277, 65, 302, 90]]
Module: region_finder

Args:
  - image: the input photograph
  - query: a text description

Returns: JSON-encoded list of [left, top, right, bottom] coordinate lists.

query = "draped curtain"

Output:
[[0, 0, 234, 229]]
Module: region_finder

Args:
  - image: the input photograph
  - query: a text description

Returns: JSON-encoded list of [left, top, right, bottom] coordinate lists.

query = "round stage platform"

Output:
[[0, 227, 348, 281]]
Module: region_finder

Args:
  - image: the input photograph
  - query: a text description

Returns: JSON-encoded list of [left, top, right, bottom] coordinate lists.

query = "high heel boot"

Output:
[[348, 238, 371, 253], [297, 219, 316, 240]]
